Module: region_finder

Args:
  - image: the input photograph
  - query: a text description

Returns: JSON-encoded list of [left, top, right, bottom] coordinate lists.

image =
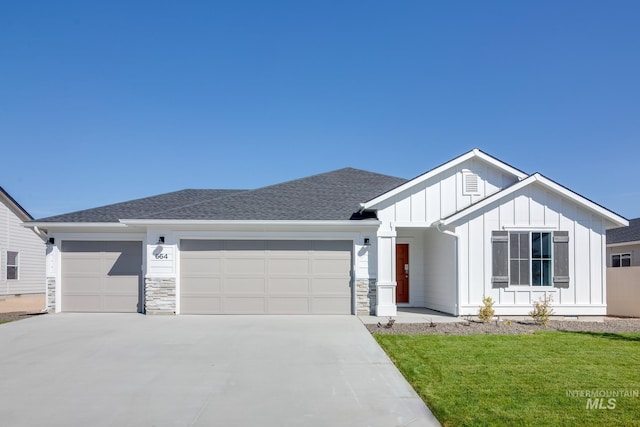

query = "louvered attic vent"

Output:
[[463, 172, 480, 195]]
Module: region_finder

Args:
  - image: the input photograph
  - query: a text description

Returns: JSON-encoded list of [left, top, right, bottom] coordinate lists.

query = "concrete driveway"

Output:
[[0, 314, 439, 427]]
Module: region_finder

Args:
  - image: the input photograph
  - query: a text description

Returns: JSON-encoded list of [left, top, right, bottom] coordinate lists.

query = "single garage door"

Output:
[[61, 241, 143, 313], [180, 240, 352, 314]]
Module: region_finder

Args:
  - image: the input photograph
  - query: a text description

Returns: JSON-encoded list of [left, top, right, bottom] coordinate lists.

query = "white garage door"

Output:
[[180, 240, 353, 314], [61, 241, 143, 313]]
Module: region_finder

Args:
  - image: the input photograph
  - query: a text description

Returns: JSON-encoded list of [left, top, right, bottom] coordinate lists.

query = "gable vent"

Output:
[[463, 172, 480, 195]]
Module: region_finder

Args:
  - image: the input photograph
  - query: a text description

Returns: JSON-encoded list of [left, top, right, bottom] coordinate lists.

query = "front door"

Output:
[[395, 243, 409, 303]]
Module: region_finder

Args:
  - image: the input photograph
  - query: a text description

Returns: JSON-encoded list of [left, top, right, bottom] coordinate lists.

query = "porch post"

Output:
[[376, 227, 397, 316]]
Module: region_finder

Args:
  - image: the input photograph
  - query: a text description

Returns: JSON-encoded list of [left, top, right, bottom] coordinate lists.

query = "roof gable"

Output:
[[360, 148, 527, 210], [439, 173, 628, 228]]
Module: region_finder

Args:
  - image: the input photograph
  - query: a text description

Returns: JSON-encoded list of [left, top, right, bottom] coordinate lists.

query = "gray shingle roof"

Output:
[[36, 189, 245, 223], [607, 218, 640, 244], [35, 168, 407, 222]]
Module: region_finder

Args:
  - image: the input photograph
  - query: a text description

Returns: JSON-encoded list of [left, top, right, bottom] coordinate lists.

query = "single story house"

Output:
[[27, 149, 628, 317], [1, 187, 46, 297], [606, 218, 640, 317]]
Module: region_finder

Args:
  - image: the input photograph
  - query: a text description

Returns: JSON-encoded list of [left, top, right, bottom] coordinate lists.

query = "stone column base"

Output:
[[145, 277, 176, 315]]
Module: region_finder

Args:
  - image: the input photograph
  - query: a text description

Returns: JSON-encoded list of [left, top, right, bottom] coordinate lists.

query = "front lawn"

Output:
[[375, 331, 640, 427]]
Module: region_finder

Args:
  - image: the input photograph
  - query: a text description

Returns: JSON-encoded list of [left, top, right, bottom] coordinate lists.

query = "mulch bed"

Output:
[[367, 318, 640, 335]]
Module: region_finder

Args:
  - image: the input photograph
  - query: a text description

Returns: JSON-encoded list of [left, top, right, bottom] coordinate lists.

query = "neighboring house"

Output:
[[1, 187, 46, 297], [606, 218, 640, 317], [27, 149, 627, 317]]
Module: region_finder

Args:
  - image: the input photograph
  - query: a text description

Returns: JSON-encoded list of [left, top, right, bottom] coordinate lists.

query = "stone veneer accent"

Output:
[[356, 279, 377, 315], [145, 277, 176, 315], [46, 277, 56, 312]]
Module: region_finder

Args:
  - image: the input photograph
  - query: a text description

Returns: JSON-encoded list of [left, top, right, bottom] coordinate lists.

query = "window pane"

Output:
[[532, 233, 541, 258], [622, 254, 631, 267], [7, 251, 18, 265], [612, 255, 621, 267], [510, 260, 520, 285], [519, 233, 529, 259], [532, 260, 541, 286], [7, 266, 17, 280], [541, 233, 551, 258], [542, 260, 551, 286], [520, 260, 530, 285], [510, 234, 519, 257]]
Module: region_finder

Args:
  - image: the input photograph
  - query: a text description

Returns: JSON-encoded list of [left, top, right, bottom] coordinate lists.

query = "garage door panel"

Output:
[[181, 277, 222, 293], [182, 296, 222, 314], [270, 258, 309, 275], [269, 277, 311, 294], [62, 256, 103, 273], [225, 258, 265, 275], [102, 296, 140, 312], [223, 297, 266, 313], [182, 258, 222, 275], [104, 276, 141, 293], [269, 297, 310, 314], [223, 278, 266, 293], [63, 296, 103, 312], [312, 297, 351, 314], [311, 278, 349, 294], [312, 258, 350, 275], [180, 239, 352, 314]]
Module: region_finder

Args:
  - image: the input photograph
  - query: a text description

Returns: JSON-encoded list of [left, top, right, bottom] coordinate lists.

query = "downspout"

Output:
[[434, 221, 461, 317]]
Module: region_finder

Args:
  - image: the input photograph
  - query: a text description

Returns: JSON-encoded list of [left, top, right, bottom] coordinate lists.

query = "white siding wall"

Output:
[[0, 202, 45, 295], [456, 184, 608, 316], [423, 228, 457, 314], [376, 158, 519, 226]]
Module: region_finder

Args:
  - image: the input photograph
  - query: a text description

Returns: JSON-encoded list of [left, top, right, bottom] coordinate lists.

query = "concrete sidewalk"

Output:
[[0, 314, 440, 427], [359, 307, 463, 325]]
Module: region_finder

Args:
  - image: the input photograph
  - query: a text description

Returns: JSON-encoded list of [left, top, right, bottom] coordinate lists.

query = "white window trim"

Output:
[[6, 251, 19, 280], [611, 253, 631, 268], [509, 231, 554, 287]]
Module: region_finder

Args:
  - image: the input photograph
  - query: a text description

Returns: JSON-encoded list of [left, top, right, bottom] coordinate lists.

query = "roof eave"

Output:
[[441, 174, 628, 228]]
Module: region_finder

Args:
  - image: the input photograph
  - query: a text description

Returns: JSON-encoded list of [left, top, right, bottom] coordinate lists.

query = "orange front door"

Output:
[[396, 244, 409, 303]]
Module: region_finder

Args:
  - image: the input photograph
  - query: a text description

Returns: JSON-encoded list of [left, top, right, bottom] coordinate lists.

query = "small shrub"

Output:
[[530, 295, 554, 325], [478, 296, 495, 323]]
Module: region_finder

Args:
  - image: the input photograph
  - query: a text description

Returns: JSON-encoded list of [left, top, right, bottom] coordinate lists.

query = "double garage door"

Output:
[[180, 240, 353, 314], [61, 241, 143, 313]]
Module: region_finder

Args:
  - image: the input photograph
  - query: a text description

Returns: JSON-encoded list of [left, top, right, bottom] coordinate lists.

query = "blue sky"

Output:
[[2, 1, 639, 219]]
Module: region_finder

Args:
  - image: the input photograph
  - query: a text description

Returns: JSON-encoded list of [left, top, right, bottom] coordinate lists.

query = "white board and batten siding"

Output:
[[455, 184, 608, 316], [0, 200, 45, 295], [376, 158, 519, 228]]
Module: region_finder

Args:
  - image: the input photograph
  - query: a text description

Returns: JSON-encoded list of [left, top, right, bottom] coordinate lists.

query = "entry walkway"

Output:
[[359, 307, 463, 324]]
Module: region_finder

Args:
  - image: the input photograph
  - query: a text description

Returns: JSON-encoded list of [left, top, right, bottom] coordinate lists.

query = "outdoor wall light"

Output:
[[363, 237, 371, 246], [48, 237, 55, 244], [157, 236, 165, 244]]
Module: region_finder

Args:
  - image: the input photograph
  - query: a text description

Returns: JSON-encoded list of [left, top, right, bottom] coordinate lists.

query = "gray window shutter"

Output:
[[553, 231, 570, 288], [491, 231, 509, 288]]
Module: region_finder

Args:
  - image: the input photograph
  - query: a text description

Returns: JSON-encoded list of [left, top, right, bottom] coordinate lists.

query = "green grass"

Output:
[[375, 331, 640, 427]]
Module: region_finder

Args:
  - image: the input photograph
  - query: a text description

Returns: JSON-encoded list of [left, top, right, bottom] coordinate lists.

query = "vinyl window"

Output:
[[611, 253, 631, 268], [7, 251, 19, 280]]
